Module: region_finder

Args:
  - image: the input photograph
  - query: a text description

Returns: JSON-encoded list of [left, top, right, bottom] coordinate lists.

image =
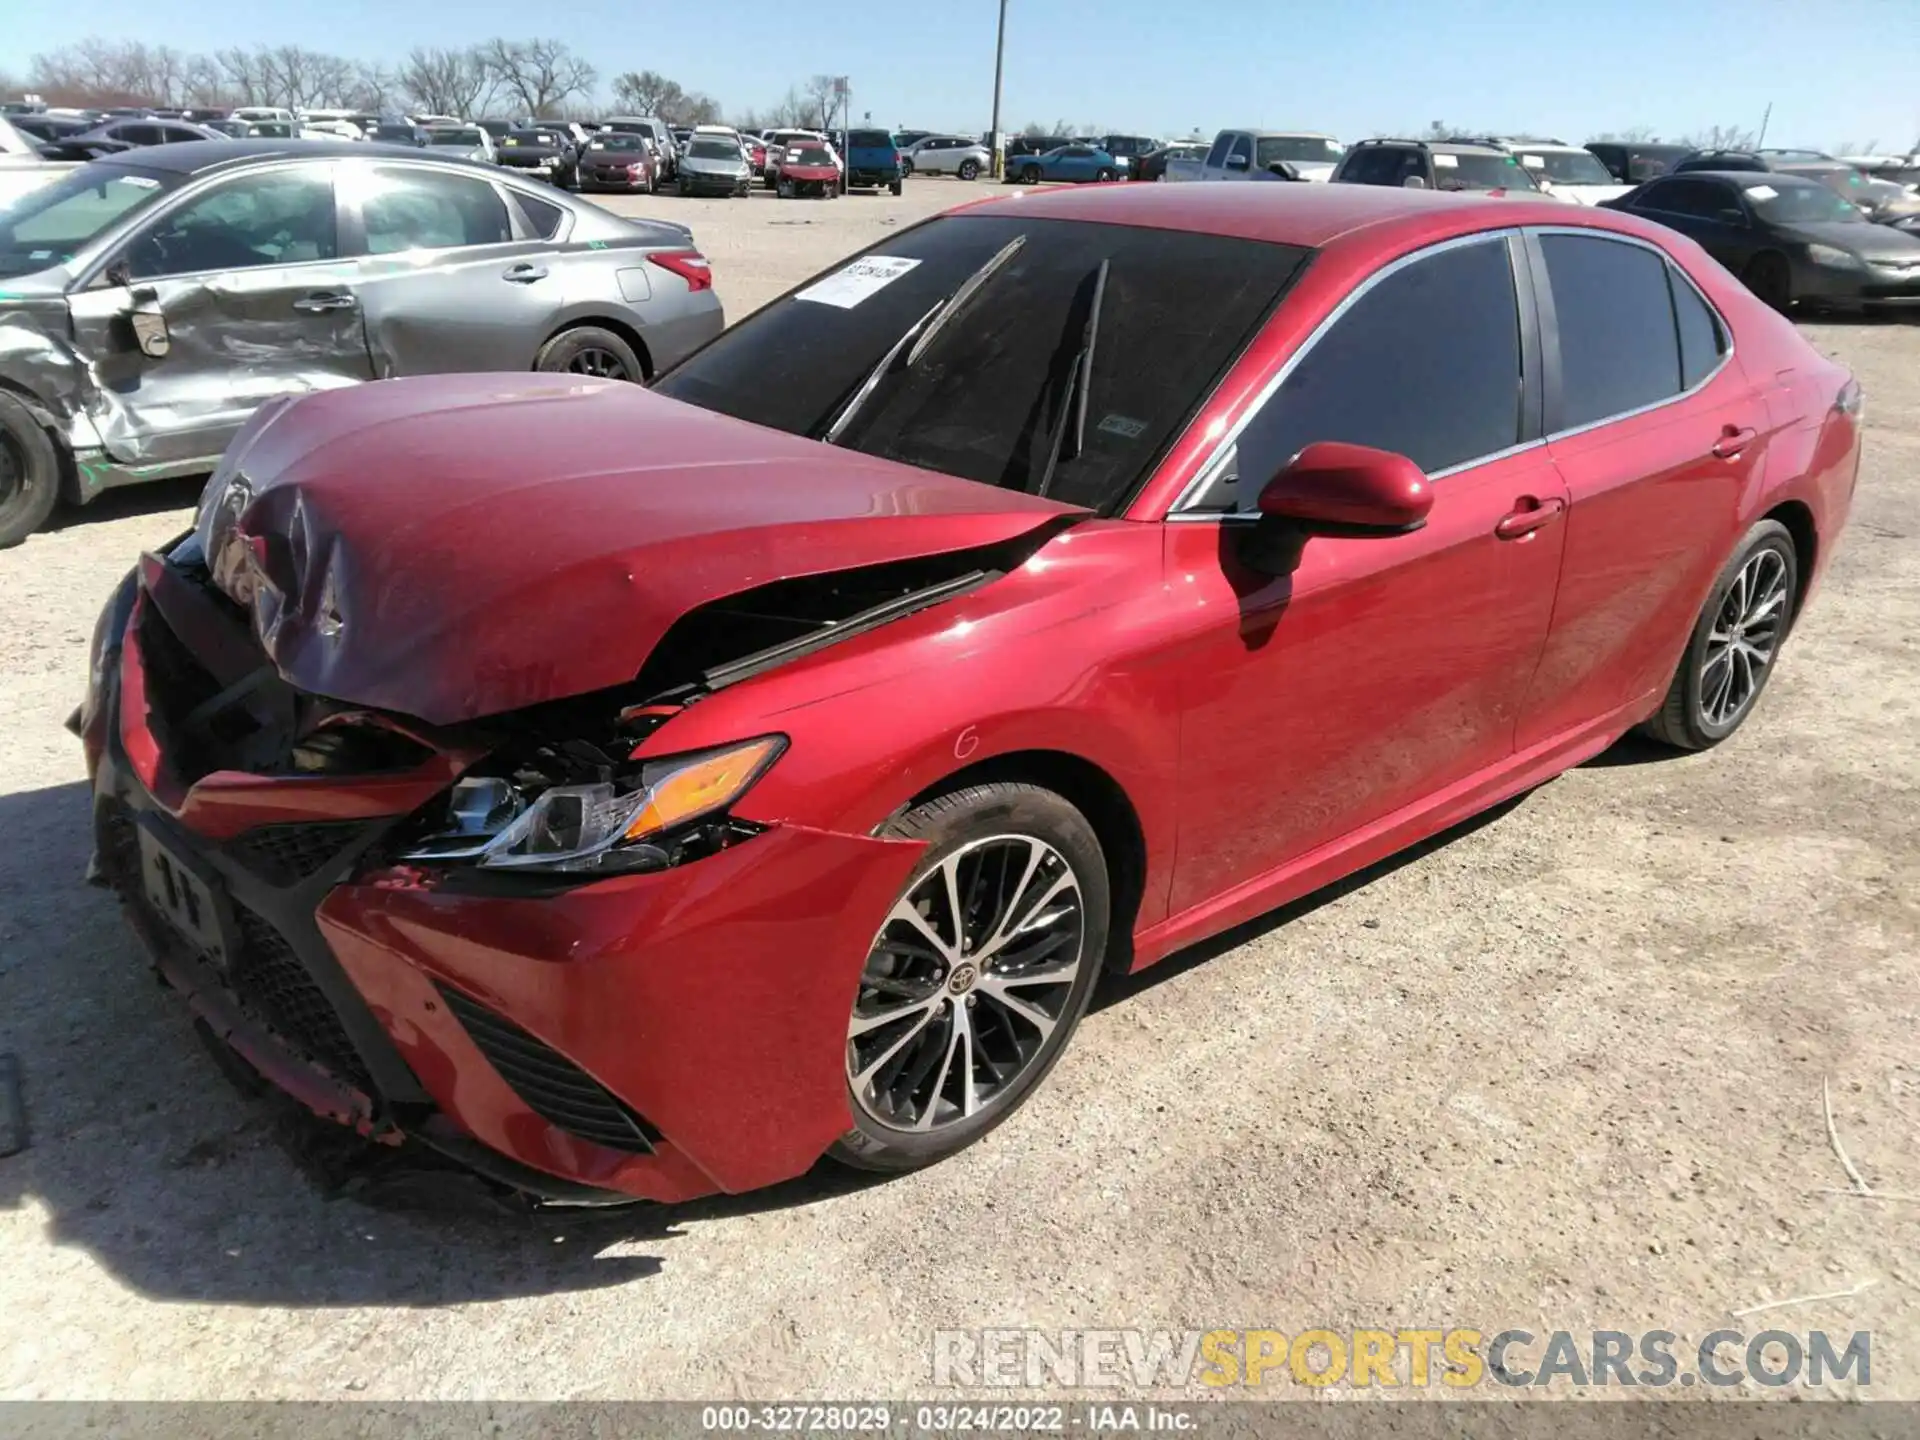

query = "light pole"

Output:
[[989, 0, 1008, 178]]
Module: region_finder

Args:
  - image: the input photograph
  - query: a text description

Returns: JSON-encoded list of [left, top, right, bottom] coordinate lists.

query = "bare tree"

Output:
[[610, 69, 683, 117], [401, 46, 495, 117], [1681, 124, 1757, 150], [682, 92, 722, 126], [1590, 125, 1661, 143], [348, 63, 401, 114], [214, 47, 271, 105], [479, 37, 596, 118], [800, 74, 839, 130]]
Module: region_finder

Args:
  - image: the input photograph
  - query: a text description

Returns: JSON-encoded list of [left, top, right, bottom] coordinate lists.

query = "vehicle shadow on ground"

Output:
[[0, 768, 1542, 1309], [45, 475, 204, 536]]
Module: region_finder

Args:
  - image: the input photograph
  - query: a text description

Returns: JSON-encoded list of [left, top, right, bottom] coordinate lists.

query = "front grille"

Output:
[[437, 985, 658, 1153], [228, 906, 375, 1093], [226, 821, 368, 886]]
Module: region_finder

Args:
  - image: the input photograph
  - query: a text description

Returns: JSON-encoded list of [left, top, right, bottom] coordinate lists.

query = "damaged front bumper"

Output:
[[83, 564, 924, 1203]]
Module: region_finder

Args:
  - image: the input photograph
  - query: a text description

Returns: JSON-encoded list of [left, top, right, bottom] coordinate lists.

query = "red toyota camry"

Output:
[[77, 184, 1859, 1204]]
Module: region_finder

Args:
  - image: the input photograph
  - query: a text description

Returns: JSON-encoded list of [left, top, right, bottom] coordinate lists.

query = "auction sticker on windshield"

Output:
[[1746, 185, 1779, 200], [795, 256, 923, 309]]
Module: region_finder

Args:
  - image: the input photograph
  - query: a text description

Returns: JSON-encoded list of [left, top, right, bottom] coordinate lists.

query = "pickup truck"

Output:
[[1164, 129, 1345, 183]]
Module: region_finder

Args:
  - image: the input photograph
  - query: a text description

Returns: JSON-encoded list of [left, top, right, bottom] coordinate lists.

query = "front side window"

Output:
[[360, 167, 511, 254], [1538, 233, 1683, 429], [1228, 135, 1253, 167], [1205, 132, 1233, 168], [1224, 237, 1524, 502], [125, 167, 338, 279], [652, 215, 1310, 514]]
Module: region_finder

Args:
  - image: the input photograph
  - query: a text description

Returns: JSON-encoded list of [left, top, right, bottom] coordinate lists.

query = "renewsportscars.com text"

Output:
[[931, 1328, 1872, 1390]]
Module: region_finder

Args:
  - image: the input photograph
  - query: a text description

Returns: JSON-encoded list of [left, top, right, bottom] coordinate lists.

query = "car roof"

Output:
[[1665, 170, 1827, 189], [90, 139, 507, 176], [980, 180, 1657, 251]]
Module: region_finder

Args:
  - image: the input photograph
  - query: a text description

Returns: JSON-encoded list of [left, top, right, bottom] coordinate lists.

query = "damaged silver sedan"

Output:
[[0, 139, 724, 547]]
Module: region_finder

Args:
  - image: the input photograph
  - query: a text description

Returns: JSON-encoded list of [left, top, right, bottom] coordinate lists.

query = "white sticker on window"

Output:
[[121, 175, 161, 189], [1098, 414, 1147, 440], [1520, 154, 1546, 168], [1744, 184, 1778, 200], [794, 255, 923, 308], [1433, 154, 1459, 168]]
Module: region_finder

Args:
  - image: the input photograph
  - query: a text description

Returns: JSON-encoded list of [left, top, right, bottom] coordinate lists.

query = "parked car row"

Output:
[[0, 138, 724, 547]]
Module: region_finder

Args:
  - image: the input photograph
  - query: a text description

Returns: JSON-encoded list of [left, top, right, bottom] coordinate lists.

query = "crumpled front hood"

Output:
[[201, 374, 1082, 725]]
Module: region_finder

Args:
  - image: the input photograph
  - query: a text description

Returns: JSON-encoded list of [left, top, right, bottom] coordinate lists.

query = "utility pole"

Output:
[[1756, 101, 1772, 148], [989, 0, 1009, 179]]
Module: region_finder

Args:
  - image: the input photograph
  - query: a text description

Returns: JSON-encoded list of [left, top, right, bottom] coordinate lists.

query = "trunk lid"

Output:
[[201, 374, 1082, 724]]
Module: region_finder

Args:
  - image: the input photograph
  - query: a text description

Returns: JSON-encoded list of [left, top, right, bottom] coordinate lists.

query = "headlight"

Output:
[[402, 736, 785, 874], [1807, 243, 1863, 269]]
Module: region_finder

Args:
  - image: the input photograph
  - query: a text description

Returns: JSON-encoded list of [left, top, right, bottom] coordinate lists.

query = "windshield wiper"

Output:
[[817, 233, 1028, 444], [1032, 257, 1109, 499]]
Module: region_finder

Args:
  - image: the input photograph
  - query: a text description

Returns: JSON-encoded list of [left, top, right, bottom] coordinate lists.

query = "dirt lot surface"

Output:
[[1, 178, 1915, 1402]]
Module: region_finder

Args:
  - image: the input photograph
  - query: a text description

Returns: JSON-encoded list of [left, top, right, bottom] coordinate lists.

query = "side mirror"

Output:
[[1224, 153, 1249, 171], [129, 287, 170, 359], [1256, 442, 1432, 535], [1401, 173, 1429, 190]]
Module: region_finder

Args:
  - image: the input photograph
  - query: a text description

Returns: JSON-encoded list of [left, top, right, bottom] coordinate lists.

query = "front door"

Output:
[[65, 161, 372, 467], [1167, 233, 1568, 915]]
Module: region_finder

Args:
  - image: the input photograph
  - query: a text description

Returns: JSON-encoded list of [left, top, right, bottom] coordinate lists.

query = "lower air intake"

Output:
[[437, 985, 659, 1154]]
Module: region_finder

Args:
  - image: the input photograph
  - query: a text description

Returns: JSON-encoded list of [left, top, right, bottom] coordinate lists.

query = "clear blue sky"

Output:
[[10, 0, 1919, 150]]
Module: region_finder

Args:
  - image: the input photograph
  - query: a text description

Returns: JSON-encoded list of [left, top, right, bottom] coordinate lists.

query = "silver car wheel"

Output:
[[1699, 547, 1789, 726], [566, 346, 632, 381], [846, 834, 1085, 1134]]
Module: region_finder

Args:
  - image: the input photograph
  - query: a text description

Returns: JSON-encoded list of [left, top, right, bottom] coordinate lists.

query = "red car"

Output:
[[577, 133, 658, 194], [776, 142, 843, 199], [79, 184, 1858, 1205], [743, 136, 768, 172]]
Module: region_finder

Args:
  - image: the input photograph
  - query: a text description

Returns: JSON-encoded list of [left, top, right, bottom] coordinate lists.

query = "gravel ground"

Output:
[[0, 179, 1915, 1402]]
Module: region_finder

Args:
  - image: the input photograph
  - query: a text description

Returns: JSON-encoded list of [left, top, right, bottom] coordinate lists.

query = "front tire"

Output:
[[957, 158, 980, 181], [1640, 519, 1799, 751], [831, 782, 1109, 1173], [1096, 167, 1116, 182], [0, 391, 61, 550]]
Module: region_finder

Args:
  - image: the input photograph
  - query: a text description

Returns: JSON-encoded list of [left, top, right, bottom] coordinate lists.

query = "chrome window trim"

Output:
[[1527, 225, 1735, 444], [1168, 228, 1524, 515]]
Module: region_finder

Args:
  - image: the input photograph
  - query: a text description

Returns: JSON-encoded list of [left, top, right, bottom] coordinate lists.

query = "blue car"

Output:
[[1006, 143, 1121, 185]]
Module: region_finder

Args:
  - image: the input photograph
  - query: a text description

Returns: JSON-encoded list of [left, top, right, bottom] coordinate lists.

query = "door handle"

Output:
[[292, 291, 356, 313], [1711, 424, 1757, 460], [503, 263, 549, 283], [1494, 495, 1567, 540]]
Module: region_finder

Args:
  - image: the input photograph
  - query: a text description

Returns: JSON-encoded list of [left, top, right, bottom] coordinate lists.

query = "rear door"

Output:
[[64, 159, 372, 467], [1515, 228, 1763, 748], [1167, 232, 1569, 913], [339, 161, 568, 376]]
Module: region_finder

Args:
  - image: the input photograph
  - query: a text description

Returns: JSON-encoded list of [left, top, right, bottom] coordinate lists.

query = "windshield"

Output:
[[789, 145, 834, 165], [690, 139, 740, 161], [1434, 153, 1538, 192], [1519, 149, 1614, 185], [848, 130, 891, 148], [0, 167, 176, 277], [589, 135, 641, 151], [652, 215, 1310, 513], [372, 125, 416, 142], [429, 130, 484, 146], [1255, 136, 1344, 165], [1745, 181, 1865, 225]]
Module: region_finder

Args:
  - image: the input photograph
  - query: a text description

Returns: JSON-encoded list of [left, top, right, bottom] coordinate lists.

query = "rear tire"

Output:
[[889, 178, 903, 196], [1096, 167, 1116, 182], [534, 326, 644, 384], [777, 178, 793, 198], [1639, 519, 1799, 751], [1744, 252, 1792, 312], [830, 782, 1109, 1174], [0, 391, 60, 550]]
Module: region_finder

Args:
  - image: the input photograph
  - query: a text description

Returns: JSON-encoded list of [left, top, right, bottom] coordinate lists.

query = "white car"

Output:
[[1171, 130, 1347, 183], [1501, 140, 1633, 205], [0, 116, 73, 208], [904, 135, 990, 179], [298, 119, 365, 142]]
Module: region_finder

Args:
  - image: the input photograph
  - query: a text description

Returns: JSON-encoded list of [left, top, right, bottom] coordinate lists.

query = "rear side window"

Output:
[[361, 167, 512, 253], [1227, 236, 1523, 494], [1539, 233, 1681, 429], [652, 215, 1310, 514], [513, 190, 565, 239], [1670, 269, 1727, 389]]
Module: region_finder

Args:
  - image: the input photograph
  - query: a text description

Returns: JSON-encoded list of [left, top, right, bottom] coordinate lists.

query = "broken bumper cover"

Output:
[[86, 591, 923, 1203]]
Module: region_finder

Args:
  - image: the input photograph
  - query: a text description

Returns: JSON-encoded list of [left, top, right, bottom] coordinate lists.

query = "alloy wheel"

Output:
[[847, 834, 1085, 1133], [1699, 547, 1789, 726], [565, 346, 631, 381]]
